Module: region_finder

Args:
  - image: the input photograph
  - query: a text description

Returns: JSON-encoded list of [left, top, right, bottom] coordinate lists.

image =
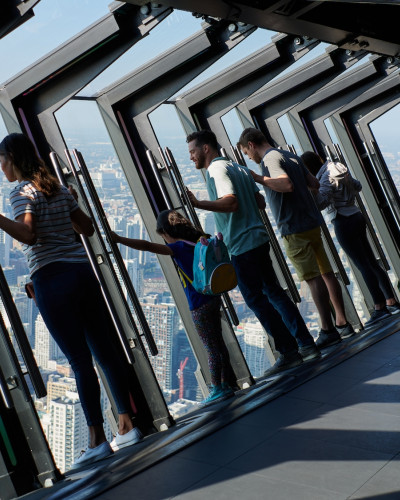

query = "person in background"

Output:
[[0, 133, 142, 470], [112, 209, 234, 405], [238, 127, 355, 349], [186, 129, 320, 377], [301, 150, 400, 327]]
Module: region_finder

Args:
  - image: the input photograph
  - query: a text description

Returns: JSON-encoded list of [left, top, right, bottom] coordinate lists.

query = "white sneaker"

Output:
[[71, 441, 113, 470], [110, 427, 143, 451]]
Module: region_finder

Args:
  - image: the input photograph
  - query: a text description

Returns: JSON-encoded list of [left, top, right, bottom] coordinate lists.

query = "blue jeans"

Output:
[[333, 212, 393, 305], [32, 262, 131, 426], [231, 242, 314, 355]]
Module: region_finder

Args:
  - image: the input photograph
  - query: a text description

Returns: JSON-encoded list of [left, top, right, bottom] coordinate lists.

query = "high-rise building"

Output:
[[34, 315, 64, 369], [238, 320, 271, 377], [198, 211, 216, 236], [0, 227, 11, 267], [47, 375, 77, 410], [3, 266, 17, 286], [14, 288, 39, 346], [141, 295, 179, 391], [47, 392, 88, 472]]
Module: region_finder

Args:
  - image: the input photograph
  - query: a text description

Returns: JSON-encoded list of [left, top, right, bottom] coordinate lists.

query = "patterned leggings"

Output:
[[191, 297, 231, 386]]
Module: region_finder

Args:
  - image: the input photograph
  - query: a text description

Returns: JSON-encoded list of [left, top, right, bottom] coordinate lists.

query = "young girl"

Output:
[[112, 209, 234, 405]]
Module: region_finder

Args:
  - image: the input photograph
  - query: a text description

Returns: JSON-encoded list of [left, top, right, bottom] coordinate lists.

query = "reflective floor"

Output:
[[28, 314, 400, 500]]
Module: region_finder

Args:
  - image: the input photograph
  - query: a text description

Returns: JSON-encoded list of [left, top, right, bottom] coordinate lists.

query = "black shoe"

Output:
[[315, 328, 342, 349], [336, 322, 355, 339], [364, 307, 391, 328], [387, 303, 400, 315], [299, 343, 321, 361], [263, 353, 302, 377]]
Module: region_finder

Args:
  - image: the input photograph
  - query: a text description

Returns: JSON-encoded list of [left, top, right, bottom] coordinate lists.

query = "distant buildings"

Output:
[[141, 295, 179, 392], [235, 320, 271, 378], [34, 315, 64, 370], [47, 392, 88, 472]]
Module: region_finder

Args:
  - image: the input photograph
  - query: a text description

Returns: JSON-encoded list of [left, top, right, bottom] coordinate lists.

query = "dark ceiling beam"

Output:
[[125, 0, 400, 57], [0, 0, 41, 39]]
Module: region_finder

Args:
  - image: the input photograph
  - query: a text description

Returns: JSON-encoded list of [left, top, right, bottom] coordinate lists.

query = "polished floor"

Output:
[[29, 314, 400, 500]]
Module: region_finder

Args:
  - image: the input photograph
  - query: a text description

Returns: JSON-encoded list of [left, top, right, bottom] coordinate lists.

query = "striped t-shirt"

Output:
[[10, 181, 88, 276]]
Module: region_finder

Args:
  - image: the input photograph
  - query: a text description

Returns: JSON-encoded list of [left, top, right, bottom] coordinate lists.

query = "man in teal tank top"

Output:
[[186, 130, 320, 376]]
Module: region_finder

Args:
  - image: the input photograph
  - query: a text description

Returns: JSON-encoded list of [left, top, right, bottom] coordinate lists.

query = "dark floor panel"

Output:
[[226, 433, 393, 496], [174, 467, 340, 500], [348, 453, 400, 499], [288, 368, 361, 403], [94, 455, 219, 500], [285, 401, 400, 454]]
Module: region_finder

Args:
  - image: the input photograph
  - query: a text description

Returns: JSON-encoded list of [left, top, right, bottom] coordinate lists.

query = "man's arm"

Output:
[[255, 191, 266, 209], [250, 170, 293, 193], [305, 170, 320, 192], [187, 190, 238, 213]]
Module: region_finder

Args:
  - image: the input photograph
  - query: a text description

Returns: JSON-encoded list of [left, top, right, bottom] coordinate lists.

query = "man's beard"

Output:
[[196, 152, 206, 170]]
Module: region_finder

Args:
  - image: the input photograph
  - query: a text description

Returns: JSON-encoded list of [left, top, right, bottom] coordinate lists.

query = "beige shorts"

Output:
[[283, 226, 332, 281]]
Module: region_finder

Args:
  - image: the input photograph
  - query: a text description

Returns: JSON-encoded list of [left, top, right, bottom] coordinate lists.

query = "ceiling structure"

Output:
[[126, 0, 400, 56]]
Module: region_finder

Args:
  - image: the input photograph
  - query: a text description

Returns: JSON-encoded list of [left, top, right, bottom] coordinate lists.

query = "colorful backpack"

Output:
[[177, 234, 237, 296], [192, 233, 237, 295]]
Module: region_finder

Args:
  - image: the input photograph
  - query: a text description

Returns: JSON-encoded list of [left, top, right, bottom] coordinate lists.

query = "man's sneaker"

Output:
[[315, 328, 342, 349], [299, 344, 321, 361], [71, 441, 113, 470], [110, 427, 143, 451], [387, 303, 400, 315], [336, 322, 355, 339], [263, 353, 302, 377], [365, 307, 391, 328]]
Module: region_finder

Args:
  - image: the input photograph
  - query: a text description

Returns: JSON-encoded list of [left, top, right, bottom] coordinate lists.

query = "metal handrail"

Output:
[[146, 150, 173, 210], [158, 146, 186, 213], [0, 363, 13, 409], [164, 147, 239, 326], [71, 149, 158, 356]]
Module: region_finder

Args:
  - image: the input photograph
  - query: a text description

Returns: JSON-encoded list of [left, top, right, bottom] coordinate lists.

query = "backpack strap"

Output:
[[174, 239, 197, 288], [176, 265, 193, 288]]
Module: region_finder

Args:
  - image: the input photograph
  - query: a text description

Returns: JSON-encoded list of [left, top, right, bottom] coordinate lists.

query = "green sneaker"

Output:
[[199, 384, 232, 407]]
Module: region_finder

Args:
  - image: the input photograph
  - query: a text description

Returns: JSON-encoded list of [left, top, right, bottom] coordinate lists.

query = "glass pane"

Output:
[[370, 103, 400, 192], [277, 114, 303, 154], [56, 99, 201, 424], [221, 109, 246, 150]]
